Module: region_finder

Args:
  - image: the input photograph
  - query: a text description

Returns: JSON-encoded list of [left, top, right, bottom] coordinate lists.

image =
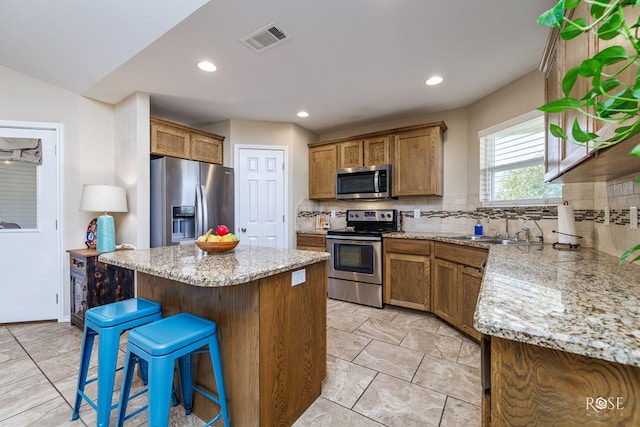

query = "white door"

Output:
[[236, 147, 286, 248], [0, 123, 60, 322]]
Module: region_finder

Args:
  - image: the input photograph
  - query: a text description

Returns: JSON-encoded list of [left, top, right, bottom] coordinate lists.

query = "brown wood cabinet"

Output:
[[296, 233, 327, 252], [432, 242, 487, 341], [150, 117, 224, 164], [308, 144, 338, 199], [487, 337, 640, 426], [541, 4, 640, 183], [67, 248, 134, 328], [308, 121, 446, 199], [383, 238, 431, 311]]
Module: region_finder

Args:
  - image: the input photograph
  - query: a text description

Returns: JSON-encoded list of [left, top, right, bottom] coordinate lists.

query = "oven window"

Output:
[[334, 243, 375, 274]]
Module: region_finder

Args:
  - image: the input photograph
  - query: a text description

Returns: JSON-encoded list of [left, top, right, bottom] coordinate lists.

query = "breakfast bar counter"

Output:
[[100, 245, 329, 426]]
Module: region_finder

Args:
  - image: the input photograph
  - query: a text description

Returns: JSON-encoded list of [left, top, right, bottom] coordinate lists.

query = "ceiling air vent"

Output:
[[240, 23, 290, 53]]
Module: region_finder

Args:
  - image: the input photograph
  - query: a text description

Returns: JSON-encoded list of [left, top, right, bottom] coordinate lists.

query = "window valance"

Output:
[[0, 137, 42, 164]]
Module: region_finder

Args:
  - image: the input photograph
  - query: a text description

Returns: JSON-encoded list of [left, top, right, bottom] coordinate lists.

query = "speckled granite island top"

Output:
[[384, 231, 640, 367], [99, 244, 329, 288]]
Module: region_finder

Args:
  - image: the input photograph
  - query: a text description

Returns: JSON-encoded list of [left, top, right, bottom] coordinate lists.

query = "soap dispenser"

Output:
[[474, 219, 483, 236]]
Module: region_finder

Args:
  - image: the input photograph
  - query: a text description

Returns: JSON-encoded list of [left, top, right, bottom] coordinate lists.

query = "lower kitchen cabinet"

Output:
[[433, 242, 487, 341], [67, 248, 134, 328], [383, 238, 431, 311], [296, 233, 327, 252]]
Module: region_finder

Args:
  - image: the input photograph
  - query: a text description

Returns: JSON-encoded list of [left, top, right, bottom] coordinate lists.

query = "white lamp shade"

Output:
[[79, 184, 128, 213]]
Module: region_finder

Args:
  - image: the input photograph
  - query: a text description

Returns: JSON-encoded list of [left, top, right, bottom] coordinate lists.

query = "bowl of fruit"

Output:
[[195, 225, 239, 253]]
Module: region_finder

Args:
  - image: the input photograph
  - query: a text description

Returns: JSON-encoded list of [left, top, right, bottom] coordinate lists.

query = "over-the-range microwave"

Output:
[[336, 164, 394, 200]]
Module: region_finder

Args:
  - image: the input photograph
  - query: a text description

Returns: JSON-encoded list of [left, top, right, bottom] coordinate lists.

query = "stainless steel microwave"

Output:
[[336, 164, 394, 200]]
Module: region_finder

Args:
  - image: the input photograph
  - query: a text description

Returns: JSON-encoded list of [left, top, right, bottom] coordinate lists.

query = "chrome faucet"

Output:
[[514, 227, 530, 242], [503, 211, 509, 239], [532, 219, 544, 243]]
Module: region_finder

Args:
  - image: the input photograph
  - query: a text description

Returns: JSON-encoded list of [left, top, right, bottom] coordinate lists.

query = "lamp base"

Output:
[[96, 214, 116, 253]]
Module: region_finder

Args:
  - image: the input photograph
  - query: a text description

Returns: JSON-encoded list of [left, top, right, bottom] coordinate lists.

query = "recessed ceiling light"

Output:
[[297, 111, 309, 118], [425, 76, 444, 86], [197, 61, 217, 72]]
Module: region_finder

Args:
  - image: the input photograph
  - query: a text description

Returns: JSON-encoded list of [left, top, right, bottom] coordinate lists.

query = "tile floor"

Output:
[[0, 299, 481, 426]]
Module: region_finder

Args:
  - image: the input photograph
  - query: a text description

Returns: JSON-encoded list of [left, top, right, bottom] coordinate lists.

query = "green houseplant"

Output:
[[537, 0, 640, 263]]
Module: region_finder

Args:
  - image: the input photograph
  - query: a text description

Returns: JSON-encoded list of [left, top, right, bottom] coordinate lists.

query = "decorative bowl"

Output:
[[195, 240, 239, 253]]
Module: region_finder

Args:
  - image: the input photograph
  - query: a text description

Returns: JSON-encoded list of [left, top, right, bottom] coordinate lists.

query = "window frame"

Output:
[[479, 111, 561, 207]]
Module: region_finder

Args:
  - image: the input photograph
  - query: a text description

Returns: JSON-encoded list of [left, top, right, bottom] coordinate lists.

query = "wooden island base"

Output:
[[137, 260, 327, 426]]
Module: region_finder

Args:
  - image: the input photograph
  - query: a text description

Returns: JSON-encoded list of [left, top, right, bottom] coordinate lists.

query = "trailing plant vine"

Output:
[[537, 0, 640, 263]]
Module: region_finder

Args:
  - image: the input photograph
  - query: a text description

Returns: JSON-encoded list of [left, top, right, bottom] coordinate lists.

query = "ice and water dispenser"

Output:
[[171, 206, 195, 243]]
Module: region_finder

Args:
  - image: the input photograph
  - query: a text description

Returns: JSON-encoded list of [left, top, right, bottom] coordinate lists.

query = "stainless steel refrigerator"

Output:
[[150, 156, 234, 247]]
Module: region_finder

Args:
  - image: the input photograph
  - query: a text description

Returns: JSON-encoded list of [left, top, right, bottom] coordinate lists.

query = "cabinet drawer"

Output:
[[70, 255, 87, 273], [434, 242, 487, 269], [384, 238, 430, 256], [296, 234, 326, 249]]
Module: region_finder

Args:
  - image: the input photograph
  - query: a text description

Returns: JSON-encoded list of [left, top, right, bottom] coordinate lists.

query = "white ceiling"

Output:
[[1, 0, 555, 135]]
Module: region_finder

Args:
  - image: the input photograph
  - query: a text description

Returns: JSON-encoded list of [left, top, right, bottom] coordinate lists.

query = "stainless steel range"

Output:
[[326, 209, 397, 308]]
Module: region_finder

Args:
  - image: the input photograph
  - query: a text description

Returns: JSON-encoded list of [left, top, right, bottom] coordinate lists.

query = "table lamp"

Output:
[[79, 184, 128, 252]]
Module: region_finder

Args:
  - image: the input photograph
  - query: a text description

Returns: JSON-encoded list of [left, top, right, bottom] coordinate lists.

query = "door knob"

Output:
[[241, 228, 247, 232]]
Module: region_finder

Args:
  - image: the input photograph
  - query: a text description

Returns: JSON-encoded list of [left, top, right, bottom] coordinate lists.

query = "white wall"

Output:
[[0, 65, 117, 319]]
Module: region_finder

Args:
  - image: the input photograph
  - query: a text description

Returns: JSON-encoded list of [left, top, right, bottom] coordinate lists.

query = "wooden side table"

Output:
[[67, 248, 134, 328]]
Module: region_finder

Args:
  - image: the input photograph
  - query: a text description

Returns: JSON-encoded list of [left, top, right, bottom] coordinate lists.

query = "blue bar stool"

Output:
[[72, 298, 163, 427], [116, 313, 230, 427]]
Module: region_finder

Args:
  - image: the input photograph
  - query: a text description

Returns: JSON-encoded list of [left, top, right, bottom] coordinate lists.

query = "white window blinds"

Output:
[[479, 112, 561, 206]]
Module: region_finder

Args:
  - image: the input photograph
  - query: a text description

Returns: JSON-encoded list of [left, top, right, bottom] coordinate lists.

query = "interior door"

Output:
[[0, 123, 60, 322], [236, 147, 285, 248]]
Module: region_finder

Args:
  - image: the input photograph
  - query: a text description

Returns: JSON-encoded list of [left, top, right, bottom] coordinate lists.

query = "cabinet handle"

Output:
[[480, 260, 487, 272]]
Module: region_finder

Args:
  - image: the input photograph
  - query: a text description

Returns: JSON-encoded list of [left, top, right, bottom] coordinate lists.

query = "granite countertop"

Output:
[[99, 244, 329, 288], [386, 231, 640, 367], [296, 229, 328, 235]]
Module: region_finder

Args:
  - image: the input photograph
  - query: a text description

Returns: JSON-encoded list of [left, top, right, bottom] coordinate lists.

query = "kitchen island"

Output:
[[100, 244, 329, 426]]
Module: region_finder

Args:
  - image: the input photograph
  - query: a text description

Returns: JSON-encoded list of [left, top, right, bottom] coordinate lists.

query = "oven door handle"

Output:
[[326, 235, 381, 242]]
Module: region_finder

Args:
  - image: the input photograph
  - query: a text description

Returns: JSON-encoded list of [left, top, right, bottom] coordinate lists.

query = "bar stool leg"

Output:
[[147, 356, 175, 427], [95, 328, 121, 427], [177, 354, 194, 414], [72, 328, 97, 419], [116, 350, 138, 426], [208, 335, 230, 427]]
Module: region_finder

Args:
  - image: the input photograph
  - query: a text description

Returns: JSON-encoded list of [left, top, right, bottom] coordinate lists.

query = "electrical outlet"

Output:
[[331, 210, 336, 218], [291, 269, 306, 286], [604, 206, 610, 226], [631, 207, 638, 230], [414, 209, 420, 219]]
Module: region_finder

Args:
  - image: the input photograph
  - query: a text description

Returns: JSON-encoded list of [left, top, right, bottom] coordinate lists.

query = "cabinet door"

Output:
[[338, 140, 363, 169], [394, 127, 443, 196], [363, 136, 390, 166], [458, 266, 483, 341], [309, 145, 338, 199], [150, 120, 190, 159], [384, 252, 430, 311], [432, 258, 458, 325], [191, 133, 223, 164], [544, 46, 562, 182], [296, 234, 327, 251]]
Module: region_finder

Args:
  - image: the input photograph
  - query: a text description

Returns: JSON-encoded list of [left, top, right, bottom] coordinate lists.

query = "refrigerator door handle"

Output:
[[200, 184, 209, 233], [195, 184, 204, 236]]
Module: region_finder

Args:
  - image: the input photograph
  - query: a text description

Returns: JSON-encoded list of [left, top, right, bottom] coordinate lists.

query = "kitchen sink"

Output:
[[447, 235, 543, 245]]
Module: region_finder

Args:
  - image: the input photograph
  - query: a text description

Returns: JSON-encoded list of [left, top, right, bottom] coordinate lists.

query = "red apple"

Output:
[[216, 224, 229, 236]]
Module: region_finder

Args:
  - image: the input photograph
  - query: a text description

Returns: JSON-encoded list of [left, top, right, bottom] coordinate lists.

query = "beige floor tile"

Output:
[[353, 305, 399, 322], [21, 330, 85, 363], [354, 340, 423, 382], [293, 396, 384, 426], [439, 397, 481, 427], [8, 321, 80, 346], [0, 373, 60, 421], [326, 299, 362, 313], [400, 329, 462, 361], [353, 373, 447, 427], [0, 396, 79, 427], [436, 322, 467, 339], [327, 327, 372, 361], [0, 338, 28, 364], [321, 355, 377, 408], [0, 354, 40, 387], [391, 312, 442, 334], [327, 310, 369, 333], [413, 354, 482, 406], [457, 340, 481, 368], [355, 318, 410, 345]]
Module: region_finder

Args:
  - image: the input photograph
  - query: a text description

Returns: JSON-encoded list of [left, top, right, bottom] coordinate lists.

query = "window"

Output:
[[0, 160, 37, 229], [480, 112, 561, 206]]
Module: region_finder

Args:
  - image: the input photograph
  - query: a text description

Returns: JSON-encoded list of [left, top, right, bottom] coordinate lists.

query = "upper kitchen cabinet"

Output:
[[308, 121, 445, 199], [150, 117, 224, 165], [309, 144, 338, 199], [337, 136, 392, 169], [541, 4, 640, 183], [393, 123, 446, 196]]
